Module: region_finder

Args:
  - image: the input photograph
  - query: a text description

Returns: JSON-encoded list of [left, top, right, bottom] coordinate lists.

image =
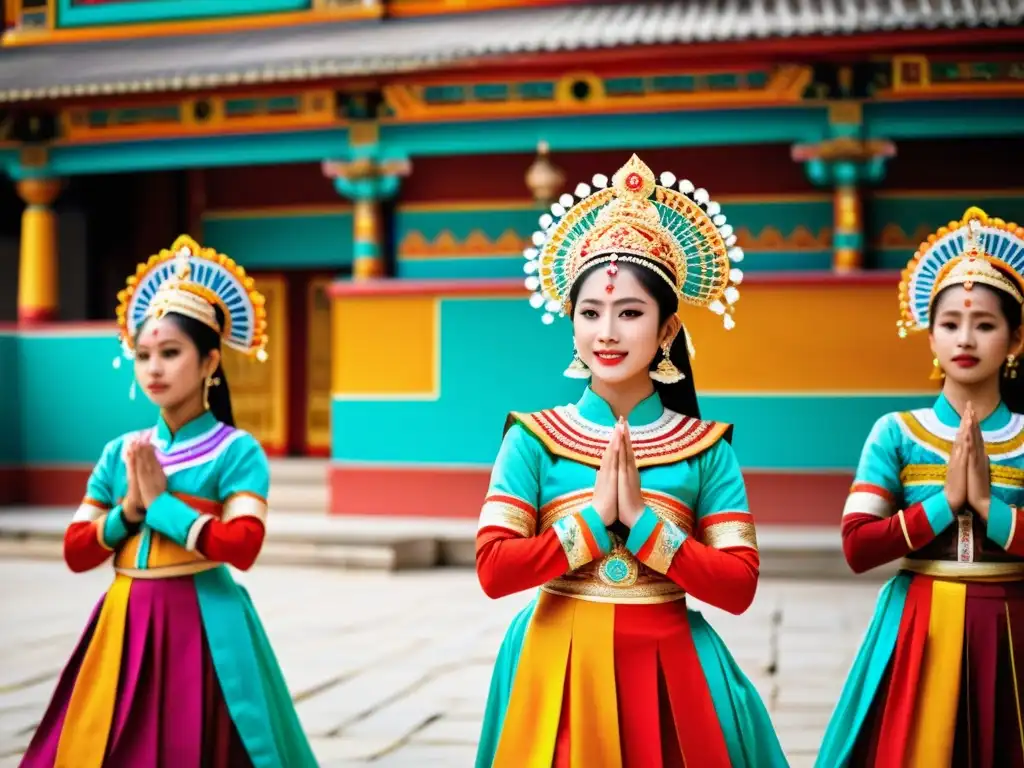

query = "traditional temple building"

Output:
[[1, 0, 1022, 523]]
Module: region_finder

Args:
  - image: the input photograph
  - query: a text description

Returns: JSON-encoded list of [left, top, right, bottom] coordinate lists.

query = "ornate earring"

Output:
[[203, 375, 222, 410], [1006, 354, 1019, 379], [563, 348, 591, 380], [929, 358, 945, 381], [650, 339, 685, 384]]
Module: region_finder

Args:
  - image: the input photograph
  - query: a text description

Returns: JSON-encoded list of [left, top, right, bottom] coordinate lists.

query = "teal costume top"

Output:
[[480, 386, 756, 605], [72, 411, 317, 768]]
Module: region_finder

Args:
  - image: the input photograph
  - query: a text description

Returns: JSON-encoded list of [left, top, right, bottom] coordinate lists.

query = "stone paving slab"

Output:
[[0, 557, 884, 764]]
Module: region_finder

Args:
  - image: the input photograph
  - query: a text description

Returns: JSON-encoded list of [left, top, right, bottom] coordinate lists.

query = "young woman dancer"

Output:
[[817, 207, 1024, 766], [474, 154, 789, 768], [20, 235, 317, 768]]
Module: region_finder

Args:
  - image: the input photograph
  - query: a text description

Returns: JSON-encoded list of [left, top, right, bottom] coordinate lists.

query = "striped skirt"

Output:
[[475, 591, 789, 768], [817, 572, 1024, 767], [20, 568, 317, 768]]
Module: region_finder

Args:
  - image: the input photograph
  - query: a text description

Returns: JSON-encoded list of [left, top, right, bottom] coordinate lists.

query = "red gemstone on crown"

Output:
[[607, 264, 618, 276], [625, 173, 643, 191]]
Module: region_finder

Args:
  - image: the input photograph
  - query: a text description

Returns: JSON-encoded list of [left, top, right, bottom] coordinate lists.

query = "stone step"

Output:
[[267, 486, 329, 513], [268, 458, 329, 485]]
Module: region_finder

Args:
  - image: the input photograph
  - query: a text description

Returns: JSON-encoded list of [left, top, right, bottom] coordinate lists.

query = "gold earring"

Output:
[[929, 358, 945, 381], [1006, 354, 1019, 379], [203, 375, 221, 410], [650, 339, 684, 384], [563, 348, 591, 380]]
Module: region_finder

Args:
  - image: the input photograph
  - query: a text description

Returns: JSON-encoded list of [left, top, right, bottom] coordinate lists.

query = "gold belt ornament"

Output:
[[900, 558, 1024, 581], [542, 531, 686, 605], [115, 561, 222, 580]]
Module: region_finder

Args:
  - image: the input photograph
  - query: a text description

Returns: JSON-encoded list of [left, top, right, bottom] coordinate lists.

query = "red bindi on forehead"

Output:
[[965, 298, 973, 308]]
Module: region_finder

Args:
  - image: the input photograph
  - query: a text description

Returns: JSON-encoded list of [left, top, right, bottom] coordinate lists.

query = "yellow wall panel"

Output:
[[331, 295, 438, 396], [685, 281, 932, 393]]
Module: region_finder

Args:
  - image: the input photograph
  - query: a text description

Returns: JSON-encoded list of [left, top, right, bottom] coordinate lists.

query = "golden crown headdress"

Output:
[[524, 154, 743, 329], [897, 207, 1024, 337], [115, 235, 268, 361]]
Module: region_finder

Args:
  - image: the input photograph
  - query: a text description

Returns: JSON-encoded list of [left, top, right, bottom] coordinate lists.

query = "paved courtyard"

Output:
[[0, 558, 884, 767]]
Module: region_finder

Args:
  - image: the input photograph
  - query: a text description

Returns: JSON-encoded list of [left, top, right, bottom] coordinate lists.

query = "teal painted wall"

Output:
[[330, 298, 932, 472], [11, 332, 157, 465], [58, 0, 308, 28], [869, 192, 1024, 270], [202, 211, 354, 270], [0, 333, 21, 465]]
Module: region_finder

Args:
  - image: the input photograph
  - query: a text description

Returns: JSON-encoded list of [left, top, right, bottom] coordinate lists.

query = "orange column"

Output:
[[16, 178, 63, 324]]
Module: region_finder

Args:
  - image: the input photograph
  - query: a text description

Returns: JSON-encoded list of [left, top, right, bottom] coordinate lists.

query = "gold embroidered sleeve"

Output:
[[700, 514, 758, 551], [478, 494, 536, 538], [643, 519, 687, 575], [222, 492, 268, 524]]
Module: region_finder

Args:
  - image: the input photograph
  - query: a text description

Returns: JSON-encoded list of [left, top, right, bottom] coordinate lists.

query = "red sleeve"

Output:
[[63, 520, 115, 573], [475, 527, 570, 599], [842, 501, 935, 574], [196, 517, 266, 571], [659, 540, 759, 615]]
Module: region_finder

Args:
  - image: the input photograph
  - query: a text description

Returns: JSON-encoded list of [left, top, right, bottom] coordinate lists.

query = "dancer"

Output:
[[817, 207, 1024, 766], [21, 235, 317, 768], [474, 154, 789, 768]]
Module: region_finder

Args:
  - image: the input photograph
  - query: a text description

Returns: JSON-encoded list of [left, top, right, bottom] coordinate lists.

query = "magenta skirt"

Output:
[[21, 576, 253, 767]]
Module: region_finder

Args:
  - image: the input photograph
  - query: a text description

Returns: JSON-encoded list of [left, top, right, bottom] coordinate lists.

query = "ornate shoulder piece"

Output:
[[506, 407, 732, 469], [897, 206, 1024, 337], [896, 409, 1024, 461], [115, 234, 268, 361]]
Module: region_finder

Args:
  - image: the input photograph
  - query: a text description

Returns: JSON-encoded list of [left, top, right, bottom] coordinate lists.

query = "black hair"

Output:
[[567, 258, 700, 418], [929, 272, 1024, 414], [136, 307, 236, 427]]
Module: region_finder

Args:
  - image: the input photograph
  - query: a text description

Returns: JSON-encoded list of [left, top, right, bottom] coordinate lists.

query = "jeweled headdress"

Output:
[[897, 207, 1024, 338], [115, 234, 268, 362], [524, 154, 744, 329]]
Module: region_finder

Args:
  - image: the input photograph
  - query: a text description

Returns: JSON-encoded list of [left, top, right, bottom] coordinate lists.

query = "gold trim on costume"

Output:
[[899, 558, 1024, 580], [115, 561, 222, 579], [644, 520, 686, 575], [222, 493, 269, 524], [702, 519, 758, 550], [538, 494, 688, 604], [543, 528, 686, 603], [510, 408, 731, 469], [897, 413, 1024, 459], [479, 496, 536, 538], [541, 582, 686, 604], [538, 489, 693, 534], [539, 491, 593, 532], [552, 514, 592, 571], [901, 463, 1024, 489]]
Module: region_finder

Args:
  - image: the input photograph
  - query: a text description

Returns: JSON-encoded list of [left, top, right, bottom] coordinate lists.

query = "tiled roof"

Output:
[[1, 0, 1021, 103]]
